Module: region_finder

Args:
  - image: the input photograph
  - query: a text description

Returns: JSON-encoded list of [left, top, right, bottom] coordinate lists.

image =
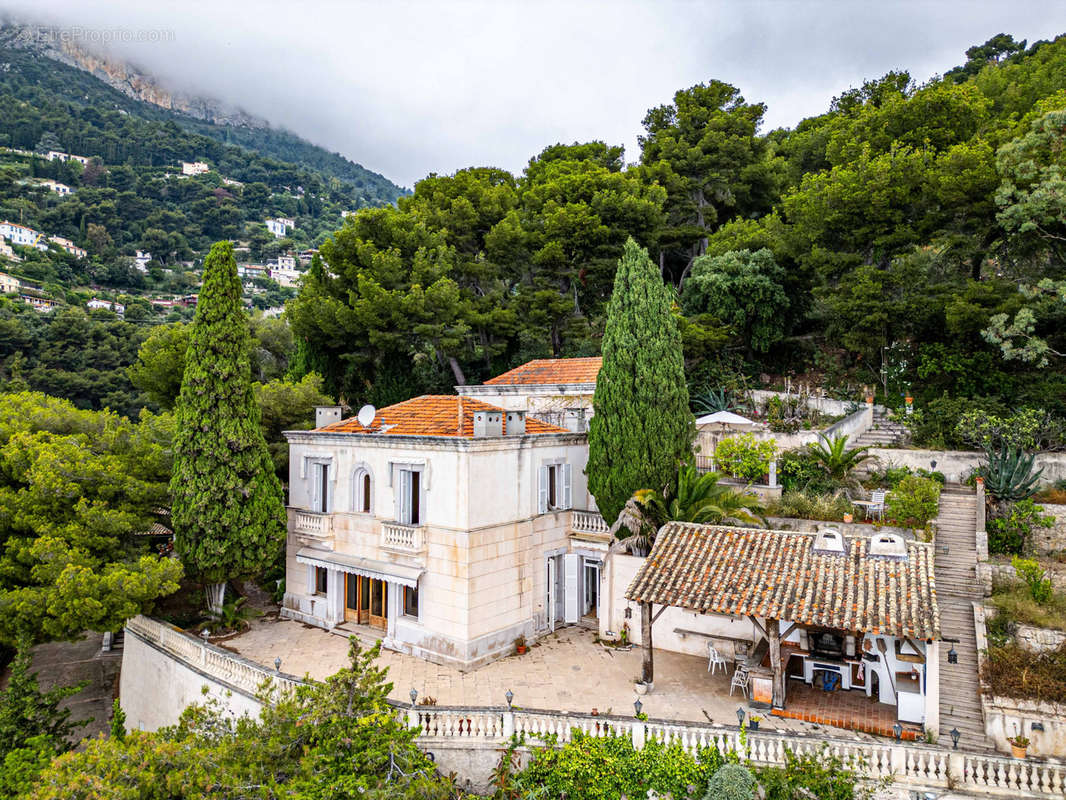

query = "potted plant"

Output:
[[842, 512, 854, 524], [514, 635, 527, 655], [633, 677, 653, 695], [748, 714, 761, 731], [1009, 733, 1030, 759]]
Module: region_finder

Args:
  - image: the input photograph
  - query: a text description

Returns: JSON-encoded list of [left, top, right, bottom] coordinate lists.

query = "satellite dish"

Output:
[[357, 404, 376, 428]]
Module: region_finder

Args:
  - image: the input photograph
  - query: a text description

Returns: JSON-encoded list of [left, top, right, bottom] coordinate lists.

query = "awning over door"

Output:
[[296, 547, 423, 589]]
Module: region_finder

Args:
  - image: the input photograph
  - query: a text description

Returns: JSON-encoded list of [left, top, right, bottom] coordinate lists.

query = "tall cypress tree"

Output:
[[587, 237, 695, 525], [170, 241, 286, 612]]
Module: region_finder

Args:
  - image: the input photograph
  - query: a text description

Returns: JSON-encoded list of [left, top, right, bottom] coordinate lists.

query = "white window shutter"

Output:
[[399, 470, 411, 524], [563, 553, 580, 624], [538, 465, 549, 514], [562, 463, 572, 510]]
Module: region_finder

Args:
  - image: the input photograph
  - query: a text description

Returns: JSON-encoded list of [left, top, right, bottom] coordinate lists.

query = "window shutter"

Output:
[[399, 470, 411, 524], [562, 463, 572, 510], [538, 466, 548, 514], [563, 553, 580, 624]]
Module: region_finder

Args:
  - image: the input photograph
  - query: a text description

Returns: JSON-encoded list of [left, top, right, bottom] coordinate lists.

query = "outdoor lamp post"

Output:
[[950, 727, 960, 749], [736, 707, 745, 727], [893, 722, 903, 741], [633, 698, 642, 717], [506, 689, 514, 709], [410, 689, 418, 707], [274, 656, 281, 672]]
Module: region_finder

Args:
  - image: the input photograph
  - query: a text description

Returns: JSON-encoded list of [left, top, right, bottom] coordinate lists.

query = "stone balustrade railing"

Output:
[[125, 616, 1066, 797], [381, 521, 425, 553], [292, 510, 333, 539], [570, 510, 609, 536]]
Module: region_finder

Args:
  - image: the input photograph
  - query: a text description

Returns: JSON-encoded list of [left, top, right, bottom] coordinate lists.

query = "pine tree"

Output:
[[587, 237, 695, 525], [170, 241, 286, 612]]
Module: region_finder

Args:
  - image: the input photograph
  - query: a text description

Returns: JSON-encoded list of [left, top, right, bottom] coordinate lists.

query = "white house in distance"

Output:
[[48, 236, 86, 258], [455, 357, 600, 433], [274, 254, 297, 270], [0, 271, 19, 294], [0, 241, 19, 264], [265, 217, 296, 238], [282, 383, 611, 670], [134, 251, 152, 272], [268, 266, 302, 288], [87, 297, 124, 315], [181, 161, 210, 176], [46, 151, 89, 165], [0, 221, 48, 252], [39, 179, 73, 196]]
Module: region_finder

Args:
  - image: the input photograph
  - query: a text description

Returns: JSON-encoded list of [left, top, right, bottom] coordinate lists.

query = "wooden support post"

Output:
[[641, 602, 654, 685], [767, 618, 784, 709]]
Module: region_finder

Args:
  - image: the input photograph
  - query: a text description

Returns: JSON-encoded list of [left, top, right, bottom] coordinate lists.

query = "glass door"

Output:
[[582, 559, 601, 618], [369, 579, 388, 630], [344, 574, 372, 625]]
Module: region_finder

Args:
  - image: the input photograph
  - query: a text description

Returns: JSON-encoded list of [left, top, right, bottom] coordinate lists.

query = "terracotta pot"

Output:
[[1011, 743, 1028, 759], [843, 513, 854, 524], [515, 645, 527, 655]]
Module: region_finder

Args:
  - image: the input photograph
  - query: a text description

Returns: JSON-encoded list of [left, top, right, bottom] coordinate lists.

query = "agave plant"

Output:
[[806, 434, 875, 487], [979, 443, 1043, 506], [610, 464, 765, 553], [691, 388, 739, 414]]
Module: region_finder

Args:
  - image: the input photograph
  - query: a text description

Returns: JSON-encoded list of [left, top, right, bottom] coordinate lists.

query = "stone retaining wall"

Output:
[[1016, 623, 1066, 654], [765, 516, 916, 539], [1033, 504, 1066, 555]]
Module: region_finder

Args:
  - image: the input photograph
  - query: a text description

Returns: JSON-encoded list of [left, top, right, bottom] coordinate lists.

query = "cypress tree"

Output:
[[170, 241, 286, 612], [587, 238, 695, 524]]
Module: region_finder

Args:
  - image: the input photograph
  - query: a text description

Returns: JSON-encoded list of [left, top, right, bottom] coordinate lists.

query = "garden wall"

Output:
[[765, 516, 915, 540], [864, 449, 1066, 485], [1032, 504, 1066, 555], [750, 390, 856, 417], [974, 604, 1066, 758]]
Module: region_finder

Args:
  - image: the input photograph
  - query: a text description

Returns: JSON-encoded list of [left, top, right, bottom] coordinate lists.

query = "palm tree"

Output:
[[807, 434, 875, 487], [610, 464, 765, 554]]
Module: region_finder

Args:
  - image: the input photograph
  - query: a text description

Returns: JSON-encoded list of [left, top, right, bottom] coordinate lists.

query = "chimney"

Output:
[[315, 405, 343, 429], [472, 409, 503, 437], [505, 410, 526, 435]]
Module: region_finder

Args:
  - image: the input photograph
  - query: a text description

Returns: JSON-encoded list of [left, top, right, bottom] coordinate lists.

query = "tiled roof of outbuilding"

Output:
[[314, 395, 570, 437], [484, 357, 602, 385], [625, 522, 940, 640]]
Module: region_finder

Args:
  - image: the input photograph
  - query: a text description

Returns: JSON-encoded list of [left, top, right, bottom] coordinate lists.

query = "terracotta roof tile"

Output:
[[483, 357, 602, 386], [625, 522, 940, 640], [315, 395, 570, 437]]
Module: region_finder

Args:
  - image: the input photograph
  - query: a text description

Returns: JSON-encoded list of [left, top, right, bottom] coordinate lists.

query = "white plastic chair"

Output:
[[867, 490, 886, 520], [707, 643, 727, 675], [729, 665, 750, 697]]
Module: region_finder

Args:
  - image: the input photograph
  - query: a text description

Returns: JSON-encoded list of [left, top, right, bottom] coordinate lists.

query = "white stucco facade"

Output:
[[282, 414, 608, 670]]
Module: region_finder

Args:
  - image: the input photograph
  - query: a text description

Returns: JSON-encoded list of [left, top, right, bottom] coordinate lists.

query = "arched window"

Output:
[[352, 465, 373, 514]]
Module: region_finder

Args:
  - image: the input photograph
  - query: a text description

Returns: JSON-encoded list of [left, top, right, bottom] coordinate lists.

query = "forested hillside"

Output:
[[289, 33, 1066, 432]]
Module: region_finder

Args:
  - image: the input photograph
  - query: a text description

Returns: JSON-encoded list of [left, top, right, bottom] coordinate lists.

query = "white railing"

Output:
[[381, 521, 425, 553], [125, 615, 1066, 797], [125, 615, 307, 699], [293, 510, 332, 539], [571, 510, 609, 536]]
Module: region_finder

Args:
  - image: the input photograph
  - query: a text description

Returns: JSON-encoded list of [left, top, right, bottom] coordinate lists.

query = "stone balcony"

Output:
[[570, 509, 611, 543], [290, 509, 334, 545], [381, 521, 426, 555]]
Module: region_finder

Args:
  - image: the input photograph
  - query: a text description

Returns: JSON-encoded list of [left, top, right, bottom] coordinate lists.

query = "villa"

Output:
[[282, 385, 610, 670]]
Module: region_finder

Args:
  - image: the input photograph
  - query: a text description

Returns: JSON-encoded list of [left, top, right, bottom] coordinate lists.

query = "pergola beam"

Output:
[[641, 602, 654, 684]]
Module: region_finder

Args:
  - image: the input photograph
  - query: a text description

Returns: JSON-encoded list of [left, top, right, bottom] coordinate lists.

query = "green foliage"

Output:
[[988, 498, 1054, 554], [769, 490, 854, 522], [757, 747, 878, 800], [0, 735, 56, 800], [0, 392, 182, 643], [980, 444, 1044, 505], [778, 448, 835, 494], [127, 321, 191, 410], [956, 407, 1064, 451], [982, 641, 1066, 704], [1012, 556, 1054, 604], [109, 699, 126, 743], [587, 238, 694, 524], [683, 248, 790, 353], [805, 434, 874, 487], [170, 242, 286, 588], [885, 475, 941, 528], [991, 581, 1066, 632], [702, 763, 756, 800], [714, 433, 776, 483], [512, 731, 727, 800], [0, 637, 85, 756], [691, 387, 743, 414], [26, 637, 454, 799], [253, 372, 333, 480]]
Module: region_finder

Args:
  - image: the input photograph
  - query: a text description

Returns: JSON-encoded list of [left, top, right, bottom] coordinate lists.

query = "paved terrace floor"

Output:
[[226, 617, 898, 742]]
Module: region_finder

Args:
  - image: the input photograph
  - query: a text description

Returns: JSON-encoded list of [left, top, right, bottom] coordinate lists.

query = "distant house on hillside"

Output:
[[0, 271, 20, 294], [134, 251, 152, 272], [181, 161, 210, 176], [265, 217, 296, 238], [275, 254, 296, 270], [20, 293, 59, 312], [221, 176, 243, 187], [39, 179, 73, 196], [0, 241, 20, 264], [237, 263, 267, 280], [268, 266, 301, 288], [0, 221, 48, 252], [87, 297, 124, 315], [46, 151, 90, 165], [48, 236, 86, 258]]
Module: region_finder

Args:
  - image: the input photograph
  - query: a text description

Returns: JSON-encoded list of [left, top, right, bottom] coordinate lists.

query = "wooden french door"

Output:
[[344, 574, 388, 630]]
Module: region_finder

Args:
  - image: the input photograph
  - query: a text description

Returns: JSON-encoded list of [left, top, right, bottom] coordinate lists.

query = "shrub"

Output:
[[779, 449, 835, 494], [987, 499, 1054, 555], [885, 475, 941, 528], [769, 490, 853, 522], [757, 747, 878, 800], [1012, 556, 1054, 604], [901, 395, 1007, 450], [867, 465, 945, 490], [981, 641, 1066, 704], [990, 582, 1066, 631], [715, 434, 776, 483], [703, 763, 756, 800], [956, 407, 1066, 452]]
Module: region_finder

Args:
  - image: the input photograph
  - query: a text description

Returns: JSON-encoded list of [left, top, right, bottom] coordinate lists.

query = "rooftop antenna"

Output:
[[357, 404, 376, 429]]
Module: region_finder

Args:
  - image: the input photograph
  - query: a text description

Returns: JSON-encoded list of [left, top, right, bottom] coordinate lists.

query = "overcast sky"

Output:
[[8, 1, 1066, 187]]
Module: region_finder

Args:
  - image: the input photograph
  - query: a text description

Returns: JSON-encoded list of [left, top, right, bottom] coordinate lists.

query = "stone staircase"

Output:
[[934, 487, 994, 751], [853, 410, 907, 449]]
